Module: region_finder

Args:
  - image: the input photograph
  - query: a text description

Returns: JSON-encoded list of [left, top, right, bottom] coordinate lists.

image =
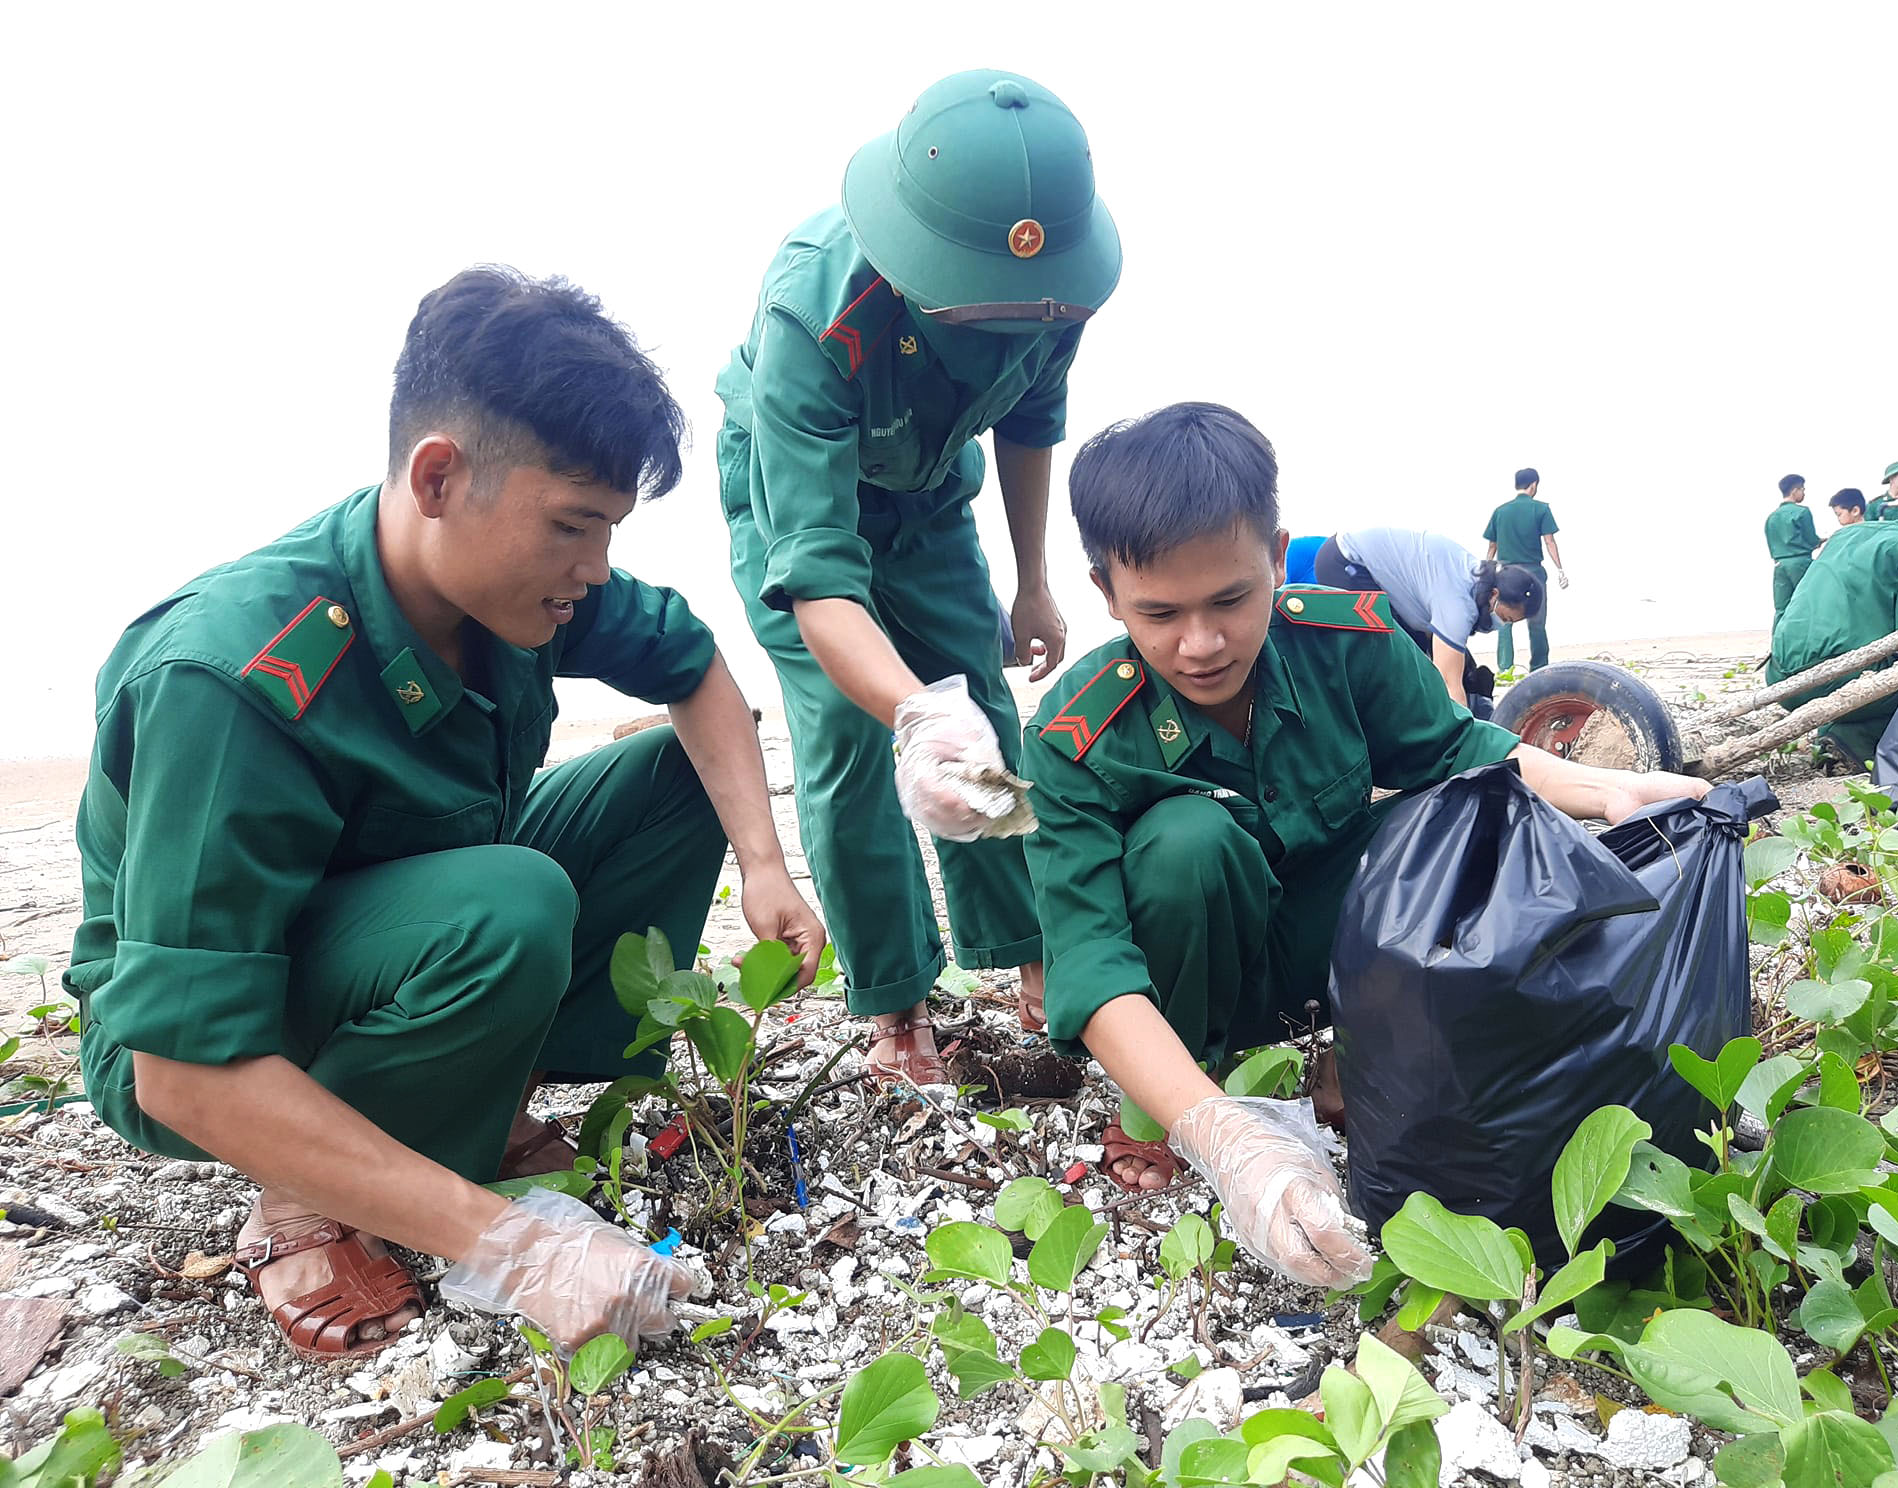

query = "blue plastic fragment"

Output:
[[1271, 1311, 1324, 1331], [891, 1215, 926, 1235], [651, 1227, 683, 1257], [786, 1124, 809, 1209]]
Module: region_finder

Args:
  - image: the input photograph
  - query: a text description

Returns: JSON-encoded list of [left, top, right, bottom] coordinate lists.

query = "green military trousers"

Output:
[[1495, 561, 1550, 673], [1121, 795, 1375, 1065], [85, 727, 726, 1181], [722, 429, 1041, 1016], [1772, 557, 1812, 629], [1818, 701, 1898, 771]]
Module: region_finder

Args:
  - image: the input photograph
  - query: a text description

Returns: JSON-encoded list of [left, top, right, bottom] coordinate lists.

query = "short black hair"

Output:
[[1831, 488, 1866, 513], [1779, 474, 1805, 497], [1495, 563, 1546, 619], [388, 266, 686, 499], [1069, 402, 1279, 575], [1514, 467, 1539, 490]]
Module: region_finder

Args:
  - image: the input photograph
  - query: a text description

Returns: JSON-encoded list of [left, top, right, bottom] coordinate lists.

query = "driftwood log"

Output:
[[1684, 630, 1898, 777]]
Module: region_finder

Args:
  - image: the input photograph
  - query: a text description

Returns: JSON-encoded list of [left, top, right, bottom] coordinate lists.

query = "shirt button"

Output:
[[1264, 787, 1279, 803]]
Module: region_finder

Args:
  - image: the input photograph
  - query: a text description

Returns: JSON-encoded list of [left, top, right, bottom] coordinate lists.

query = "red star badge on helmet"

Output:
[[1008, 219, 1045, 259]]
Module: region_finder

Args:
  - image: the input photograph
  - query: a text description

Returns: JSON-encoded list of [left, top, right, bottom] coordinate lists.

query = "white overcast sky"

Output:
[[3, 2, 1895, 758]]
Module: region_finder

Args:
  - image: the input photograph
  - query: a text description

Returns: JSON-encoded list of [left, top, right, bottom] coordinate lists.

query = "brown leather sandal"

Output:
[[1016, 979, 1047, 1035], [235, 1222, 423, 1363], [499, 1116, 579, 1179], [865, 1013, 949, 1088], [1102, 1122, 1182, 1193]]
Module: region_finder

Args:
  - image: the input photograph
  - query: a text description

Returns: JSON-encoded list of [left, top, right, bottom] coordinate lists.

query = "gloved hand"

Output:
[[893, 676, 1035, 842], [1556, 568, 1570, 590], [440, 1187, 691, 1355], [1167, 1095, 1374, 1288]]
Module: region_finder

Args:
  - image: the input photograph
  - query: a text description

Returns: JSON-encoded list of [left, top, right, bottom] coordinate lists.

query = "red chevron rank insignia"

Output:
[[1040, 658, 1145, 761], [1274, 586, 1395, 632], [241, 595, 354, 720]]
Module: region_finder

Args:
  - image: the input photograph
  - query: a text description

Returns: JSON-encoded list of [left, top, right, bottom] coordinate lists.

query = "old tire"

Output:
[[1493, 660, 1685, 772]]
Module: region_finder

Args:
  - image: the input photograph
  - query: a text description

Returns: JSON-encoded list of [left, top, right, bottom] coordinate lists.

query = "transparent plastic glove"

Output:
[[893, 676, 1034, 842], [440, 1187, 691, 1355], [1556, 568, 1570, 590], [1167, 1095, 1374, 1288]]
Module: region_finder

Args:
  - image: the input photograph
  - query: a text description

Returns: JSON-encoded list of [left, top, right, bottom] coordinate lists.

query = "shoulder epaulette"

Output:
[[1040, 658, 1145, 761], [817, 275, 904, 379], [241, 596, 354, 720], [1275, 586, 1394, 633]]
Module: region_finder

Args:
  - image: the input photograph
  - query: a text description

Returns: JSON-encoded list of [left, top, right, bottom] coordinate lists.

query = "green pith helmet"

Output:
[[842, 69, 1121, 334], [1884, 460, 1898, 484]]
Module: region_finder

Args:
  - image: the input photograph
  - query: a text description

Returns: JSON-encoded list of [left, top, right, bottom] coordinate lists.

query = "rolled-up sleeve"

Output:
[[557, 572, 716, 703], [93, 662, 343, 1064], [1019, 723, 1155, 1054], [992, 327, 1083, 449], [1354, 629, 1520, 789], [749, 307, 872, 612]]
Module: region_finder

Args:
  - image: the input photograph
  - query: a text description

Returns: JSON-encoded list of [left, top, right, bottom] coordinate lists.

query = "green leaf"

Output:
[[128, 1424, 344, 1487], [576, 1075, 668, 1160], [610, 931, 663, 1018], [1175, 1436, 1251, 1483], [484, 1167, 598, 1200], [1382, 1420, 1443, 1488], [1766, 1192, 1804, 1260], [1333, 1255, 1406, 1323], [975, 1108, 1033, 1133], [1811, 1050, 1863, 1112], [364, 1473, 395, 1488], [1094, 1304, 1132, 1342], [13, 1408, 121, 1485], [735, 939, 802, 1011], [1318, 1364, 1380, 1470], [1744, 835, 1800, 888], [943, 1348, 1016, 1399], [1552, 1105, 1652, 1257], [1053, 1424, 1140, 1473], [434, 1377, 512, 1433], [685, 1004, 753, 1084], [1503, 1241, 1613, 1334], [1222, 1046, 1304, 1099], [1712, 1434, 1786, 1488], [1116, 1095, 1167, 1144], [835, 1354, 940, 1466], [1737, 1053, 1810, 1123], [1246, 1437, 1344, 1486], [1019, 1326, 1077, 1381], [1797, 1279, 1869, 1354], [1159, 1213, 1215, 1280], [994, 1176, 1065, 1240], [1169, 1352, 1205, 1381], [1379, 1191, 1530, 1302], [1803, 1368, 1856, 1415], [1668, 1036, 1762, 1110], [1772, 1106, 1887, 1193], [116, 1331, 185, 1373], [1239, 1407, 1340, 1452], [1748, 888, 1793, 945], [1394, 1282, 1446, 1332], [886, 1469, 987, 1488], [1027, 1202, 1107, 1293], [1546, 1313, 1799, 1435], [931, 1303, 996, 1357], [1781, 1410, 1896, 1488], [924, 1222, 1013, 1286], [1162, 1420, 1222, 1484], [691, 1317, 734, 1343], [1354, 1332, 1448, 1432], [1787, 978, 1873, 1026], [568, 1333, 635, 1396], [1613, 1140, 1700, 1220]]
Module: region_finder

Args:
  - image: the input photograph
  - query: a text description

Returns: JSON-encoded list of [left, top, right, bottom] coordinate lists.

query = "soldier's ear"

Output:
[[404, 435, 468, 517], [1272, 528, 1290, 588], [1088, 565, 1121, 620]]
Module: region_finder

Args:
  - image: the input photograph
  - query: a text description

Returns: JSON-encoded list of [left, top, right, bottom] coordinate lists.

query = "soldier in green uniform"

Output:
[[1829, 489, 1867, 528], [1869, 461, 1898, 522], [1021, 403, 1708, 1287], [716, 70, 1120, 1084], [1769, 519, 1898, 769], [1765, 473, 1821, 628], [1482, 467, 1566, 672], [66, 269, 825, 1360]]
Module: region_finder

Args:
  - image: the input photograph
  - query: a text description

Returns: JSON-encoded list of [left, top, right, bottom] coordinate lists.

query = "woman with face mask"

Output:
[[713, 70, 1122, 1087], [1312, 528, 1545, 715]]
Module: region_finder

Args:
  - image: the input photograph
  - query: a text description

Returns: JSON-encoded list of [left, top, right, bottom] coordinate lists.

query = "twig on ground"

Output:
[[335, 1365, 532, 1459]]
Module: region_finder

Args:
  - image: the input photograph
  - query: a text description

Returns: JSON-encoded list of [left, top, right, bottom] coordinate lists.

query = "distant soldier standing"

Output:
[[1868, 461, 1898, 522], [1765, 473, 1821, 629], [1482, 467, 1565, 672]]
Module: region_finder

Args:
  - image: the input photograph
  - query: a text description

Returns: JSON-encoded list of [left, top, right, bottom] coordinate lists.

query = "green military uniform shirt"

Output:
[[1020, 589, 1522, 1052], [714, 207, 1080, 613], [1870, 496, 1894, 523], [67, 486, 716, 1068], [1769, 523, 1898, 699], [1483, 493, 1559, 565], [1764, 501, 1820, 561]]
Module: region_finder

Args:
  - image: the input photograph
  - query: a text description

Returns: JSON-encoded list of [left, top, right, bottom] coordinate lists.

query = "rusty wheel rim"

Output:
[[1511, 692, 1605, 758]]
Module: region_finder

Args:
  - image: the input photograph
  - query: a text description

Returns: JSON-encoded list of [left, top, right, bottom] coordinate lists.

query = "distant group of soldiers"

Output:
[[1765, 462, 1898, 627]]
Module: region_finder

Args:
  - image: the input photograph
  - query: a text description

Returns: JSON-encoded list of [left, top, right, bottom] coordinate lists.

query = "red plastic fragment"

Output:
[[649, 1113, 690, 1162], [1062, 1161, 1089, 1184]]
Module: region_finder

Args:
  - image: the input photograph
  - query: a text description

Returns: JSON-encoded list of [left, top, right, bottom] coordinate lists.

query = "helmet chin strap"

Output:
[[920, 297, 1095, 326]]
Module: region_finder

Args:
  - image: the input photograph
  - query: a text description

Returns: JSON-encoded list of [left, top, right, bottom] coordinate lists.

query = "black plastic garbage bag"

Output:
[[1331, 762, 1776, 1271], [1876, 710, 1898, 788]]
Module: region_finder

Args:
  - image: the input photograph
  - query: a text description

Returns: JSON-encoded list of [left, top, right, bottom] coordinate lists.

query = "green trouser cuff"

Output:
[[846, 951, 947, 1018], [950, 931, 1043, 971]]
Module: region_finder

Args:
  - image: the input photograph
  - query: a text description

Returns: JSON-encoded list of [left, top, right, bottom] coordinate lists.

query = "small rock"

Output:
[[320, 1401, 393, 1424], [21, 1360, 105, 1402], [935, 1199, 976, 1225], [1455, 1329, 1499, 1371], [24, 1194, 89, 1228], [1535, 1372, 1593, 1413], [1434, 1399, 1521, 1484], [60, 1243, 111, 1264], [447, 1439, 515, 1472], [1519, 1456, 1552, 1488], [76, 1282, 137, 1317], [1103, 1340, 1165, 1379], [428, 1330, 479, 1381], [765, 1310, 817, 1335], [153, 1160, 221, 1182], [936, 1434, 1004, 1468], [765, 1211, 807, 1236], [1160, 1367, 1243, 1433], [679, 1256, 715, 1300], [960, 1283, 992, 1311], [21, 1276, 76, 1298], [216, 1407, 294, 1432], [1593, 1409, 1691, 1472]]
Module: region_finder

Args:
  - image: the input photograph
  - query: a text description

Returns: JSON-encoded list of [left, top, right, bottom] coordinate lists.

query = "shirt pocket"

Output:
[[353, 798, 502, 860], [1313, 754, 1373, 831]]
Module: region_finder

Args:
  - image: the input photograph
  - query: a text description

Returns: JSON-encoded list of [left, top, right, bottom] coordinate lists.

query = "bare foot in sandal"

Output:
[[236, 1191, 423, 1361], [1016, 961, 1047, 1034], [866, 1001, 947, 1087], [1102, 1122, 1182, 1192]]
